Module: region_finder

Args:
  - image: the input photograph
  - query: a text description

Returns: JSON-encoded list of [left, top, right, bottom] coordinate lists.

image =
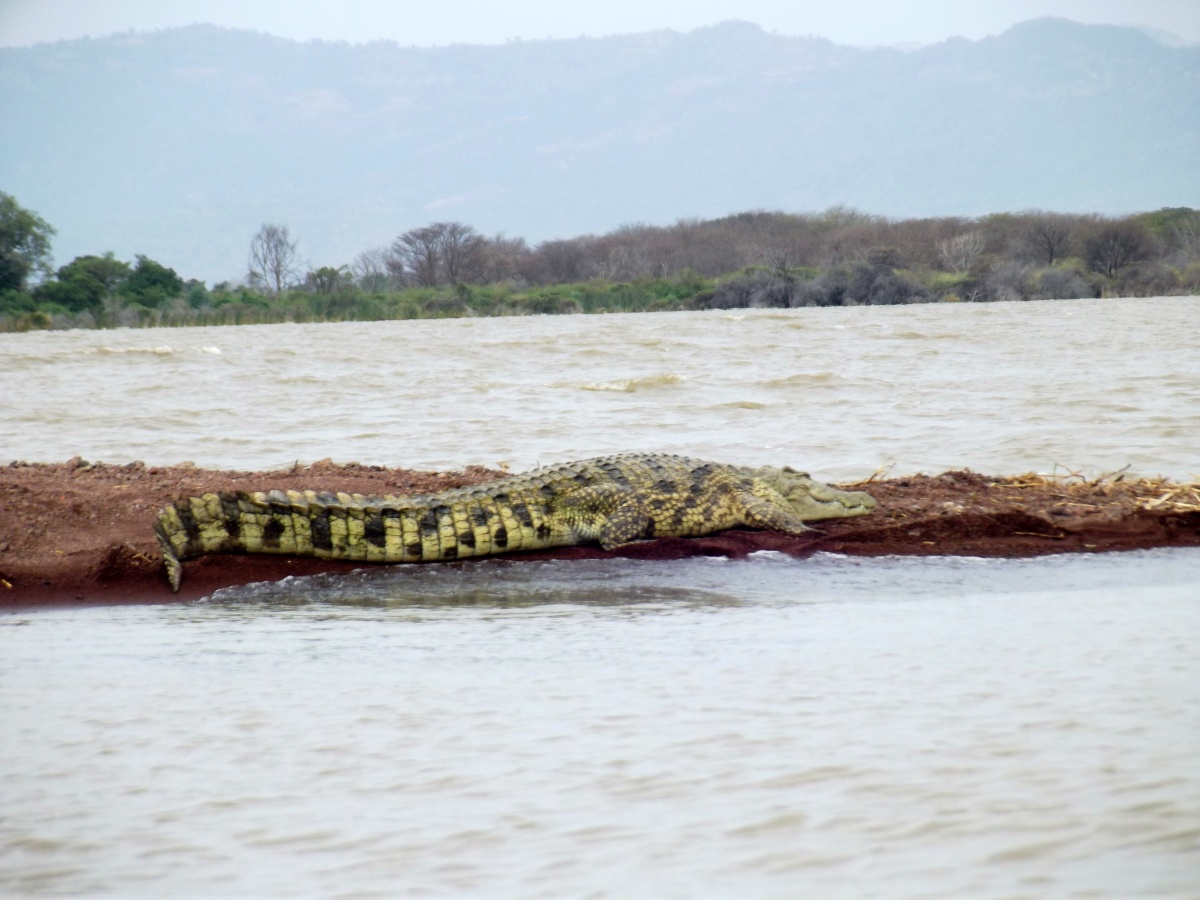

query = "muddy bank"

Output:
[[2, 458, 1198, 607]]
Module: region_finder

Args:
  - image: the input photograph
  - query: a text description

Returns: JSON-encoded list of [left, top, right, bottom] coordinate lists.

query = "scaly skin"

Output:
[[154, 453, 877, 591]]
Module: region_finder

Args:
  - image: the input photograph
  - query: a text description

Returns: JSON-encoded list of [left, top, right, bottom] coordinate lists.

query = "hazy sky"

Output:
[[1, 0, 1198, 48]]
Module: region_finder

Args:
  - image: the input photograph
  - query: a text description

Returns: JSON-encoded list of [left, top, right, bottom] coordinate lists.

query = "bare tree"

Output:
[[351, 247, 393, 291], [477, 234, 531, 284], [529, 238, 589, 284], [746, 235, 805, 274], [437, 221, 484, 283], [249, 223, 300, 294], [382, 247, 408, 287], [1026, 215, 1073, 266], [604, 244, 656, 281], [937, 231, 985, 273], [1085, 220, 1151, 278], [657, 217, 724, 276], [390, 224, 441, 287], [823, 223, 879, 266], [1169, 216, 1200, 263], [389, 221, 484, 287]]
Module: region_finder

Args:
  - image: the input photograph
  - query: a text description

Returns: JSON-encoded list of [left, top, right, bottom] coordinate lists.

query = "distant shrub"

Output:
[[709, 270, 792, 308], [1117, 263, 1180, 297], [512, 292, 582, 315], [420, 295, 474, 317], [790, 278, 842, 307], [1179, 262, 1200, 294], [1032, 266, 1092, 300], [18, 310, 53, 330], [985, 260, 1032, 301], [844, 264, 931, 305]]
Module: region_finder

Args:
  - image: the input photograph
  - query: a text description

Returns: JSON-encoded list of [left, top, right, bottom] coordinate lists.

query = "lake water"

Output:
[[3, 296, 1198, 479], [2, 298, 1199, 897]]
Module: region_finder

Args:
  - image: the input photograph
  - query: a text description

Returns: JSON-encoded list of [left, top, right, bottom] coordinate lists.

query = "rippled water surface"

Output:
[[3, 551, 1199, 897], [2, 298, 1199, 896], [2, 296, 1197, 478]]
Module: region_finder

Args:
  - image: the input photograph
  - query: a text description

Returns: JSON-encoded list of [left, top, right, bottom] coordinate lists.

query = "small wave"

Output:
[[760, 372, 843, 387], [275, 374, 327, 385], [760, 372, 896, 389], [89, 344, 222, 357], [885, 330, 962, 340], [95, 345, 176, 356], [711, 400, 770, 410], [572, 374, 687, 393]]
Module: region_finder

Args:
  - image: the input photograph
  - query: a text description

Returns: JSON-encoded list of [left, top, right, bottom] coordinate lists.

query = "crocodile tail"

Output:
[[153, 516, 184, 592], [153, 493, 240, 592], [154, 490, 329, 592], [154, 485, 555, 591], [154, 489, 412, 592]]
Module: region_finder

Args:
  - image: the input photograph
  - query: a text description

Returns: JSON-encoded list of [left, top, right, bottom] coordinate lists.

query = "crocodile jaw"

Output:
[[753, 466, 877, 522]]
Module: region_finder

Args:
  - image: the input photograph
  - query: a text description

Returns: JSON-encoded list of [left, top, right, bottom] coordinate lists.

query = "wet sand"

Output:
[[2, 458, 1198, 607]]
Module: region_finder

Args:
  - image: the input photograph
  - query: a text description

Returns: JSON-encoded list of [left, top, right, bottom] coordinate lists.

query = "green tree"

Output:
[[32, 253, 132, 314], [32, 272, 106, 314], [304, 264, 352, 294], [1134, 207, 1200, 260], [184, 279, 212, 309], [57, 253, 131, 291], [1133, 207, 1200, 240], [0, 288, 36, 314], [121, 255, 184, 307], [0, 192, 56, 292]]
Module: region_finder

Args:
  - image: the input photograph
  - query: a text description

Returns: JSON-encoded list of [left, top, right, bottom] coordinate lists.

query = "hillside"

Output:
[[1, 18, 1197, 281]]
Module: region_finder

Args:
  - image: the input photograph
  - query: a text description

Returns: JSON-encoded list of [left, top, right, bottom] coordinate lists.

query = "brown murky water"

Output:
[[3, 296, 1197, 479], [1, 297, 1198, 896]]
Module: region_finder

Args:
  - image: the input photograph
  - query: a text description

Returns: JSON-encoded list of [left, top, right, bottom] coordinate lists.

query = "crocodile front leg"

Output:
[[737, 490, 818, 536], [550, 483, 653, 549]]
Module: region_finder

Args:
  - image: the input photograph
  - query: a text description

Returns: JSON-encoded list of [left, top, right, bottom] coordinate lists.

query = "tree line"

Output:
[[2, 191, 1198, 332]]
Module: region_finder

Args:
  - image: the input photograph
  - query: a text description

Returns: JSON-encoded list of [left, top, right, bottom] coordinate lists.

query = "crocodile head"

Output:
[[751, 465, 877, 521]]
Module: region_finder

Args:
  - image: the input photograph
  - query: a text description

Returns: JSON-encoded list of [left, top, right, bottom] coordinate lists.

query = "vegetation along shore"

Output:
[[2, 192, 1198, 332]]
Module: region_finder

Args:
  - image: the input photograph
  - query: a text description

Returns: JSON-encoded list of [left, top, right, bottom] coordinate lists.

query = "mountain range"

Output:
[[1, 17, 1197, 282]]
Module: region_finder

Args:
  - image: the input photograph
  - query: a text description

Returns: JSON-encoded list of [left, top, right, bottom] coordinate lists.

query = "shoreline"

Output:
[[3, 459, 1198, 609]]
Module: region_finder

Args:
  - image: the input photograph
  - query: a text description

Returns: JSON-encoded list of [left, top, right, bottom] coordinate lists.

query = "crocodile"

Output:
[[154, 453, 877, 591]]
